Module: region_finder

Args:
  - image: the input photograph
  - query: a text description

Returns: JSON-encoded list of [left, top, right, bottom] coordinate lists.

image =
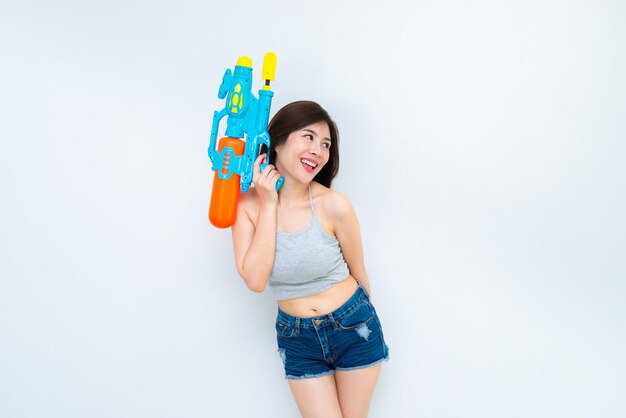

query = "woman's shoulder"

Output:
[[312, 182, 354, 220], [238, 188, 258, 204], [235, 188, 260, 225]]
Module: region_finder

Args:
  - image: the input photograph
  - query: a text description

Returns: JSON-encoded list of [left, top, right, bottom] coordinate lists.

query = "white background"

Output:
[[1, 1, 625, 417]]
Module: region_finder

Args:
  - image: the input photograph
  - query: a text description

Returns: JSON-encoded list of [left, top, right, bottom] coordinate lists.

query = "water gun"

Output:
[[208, 52, 284, 228]]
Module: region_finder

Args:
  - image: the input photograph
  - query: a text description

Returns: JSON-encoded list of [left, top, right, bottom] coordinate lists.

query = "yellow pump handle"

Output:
[[262, 52, 277, 81]]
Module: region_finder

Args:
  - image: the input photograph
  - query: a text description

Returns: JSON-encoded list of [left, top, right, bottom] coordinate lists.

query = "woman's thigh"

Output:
[[288, 374, 343, 418], [335, 363, 382, 418]]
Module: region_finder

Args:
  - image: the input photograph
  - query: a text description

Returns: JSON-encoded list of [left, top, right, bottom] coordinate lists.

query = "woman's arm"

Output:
[[230, 154, 281, 293], [326, 191, 372, 296]]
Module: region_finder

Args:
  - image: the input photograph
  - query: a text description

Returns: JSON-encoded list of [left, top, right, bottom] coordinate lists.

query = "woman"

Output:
[[231, 101, 389, 418]]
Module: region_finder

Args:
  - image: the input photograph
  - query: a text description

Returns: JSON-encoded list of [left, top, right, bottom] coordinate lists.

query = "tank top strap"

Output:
[[308, 185, 317, 219]]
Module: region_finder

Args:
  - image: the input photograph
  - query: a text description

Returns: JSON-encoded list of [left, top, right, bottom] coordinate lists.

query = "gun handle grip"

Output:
[[259, 162, 284, 192], [276, 177, 284, 191]]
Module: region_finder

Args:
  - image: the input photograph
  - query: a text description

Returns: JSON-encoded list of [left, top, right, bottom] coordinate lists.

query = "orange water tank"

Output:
[[209, 137, 246, 228]]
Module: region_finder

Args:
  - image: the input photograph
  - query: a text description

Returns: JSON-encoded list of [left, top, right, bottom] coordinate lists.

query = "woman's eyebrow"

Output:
[[302, 128, 331, 141]]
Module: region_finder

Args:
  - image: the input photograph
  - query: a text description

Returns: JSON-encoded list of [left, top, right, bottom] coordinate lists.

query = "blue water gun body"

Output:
[[208, 53, 283, 193], [208, 53, 283, 228]]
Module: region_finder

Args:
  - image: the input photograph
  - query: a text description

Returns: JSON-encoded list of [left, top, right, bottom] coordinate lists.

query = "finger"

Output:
[[261, 164, 275, 175], [258, 164, 276, 182], [268, 170, 281, 186], [261, 168, 276, 183], [260, 169, 279, 187], [256, 169, 274, 189], [253, 153, 266, 178]]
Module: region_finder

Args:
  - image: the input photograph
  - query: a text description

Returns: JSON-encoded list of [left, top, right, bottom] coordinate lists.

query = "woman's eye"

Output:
[[304, 134, 313, 140], [323, 142, 331, 149]]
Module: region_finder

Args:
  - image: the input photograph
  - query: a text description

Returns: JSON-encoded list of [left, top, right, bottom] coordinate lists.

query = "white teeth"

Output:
[[301, 159, 317, 168]]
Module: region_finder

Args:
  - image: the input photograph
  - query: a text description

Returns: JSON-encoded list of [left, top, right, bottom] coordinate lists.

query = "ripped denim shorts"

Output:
[[275, 284, 390, 380]]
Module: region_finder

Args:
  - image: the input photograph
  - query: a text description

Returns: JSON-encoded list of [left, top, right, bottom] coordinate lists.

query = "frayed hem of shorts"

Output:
[[334, 355, 390, 372], [285, 370, 336, 380]]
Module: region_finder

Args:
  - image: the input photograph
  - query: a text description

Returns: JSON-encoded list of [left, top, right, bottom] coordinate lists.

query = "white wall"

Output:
[[1, 1, 624, 417]]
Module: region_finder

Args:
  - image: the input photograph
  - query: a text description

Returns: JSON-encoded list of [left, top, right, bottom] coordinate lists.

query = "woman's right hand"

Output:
[[252, 153, 281, 207]]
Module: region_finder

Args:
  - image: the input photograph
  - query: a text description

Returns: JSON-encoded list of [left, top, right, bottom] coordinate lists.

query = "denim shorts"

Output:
[[275, 284, 389, 380]]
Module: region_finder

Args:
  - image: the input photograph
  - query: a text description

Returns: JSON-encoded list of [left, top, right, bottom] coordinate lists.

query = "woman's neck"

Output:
[[277, 181, 310, 207]]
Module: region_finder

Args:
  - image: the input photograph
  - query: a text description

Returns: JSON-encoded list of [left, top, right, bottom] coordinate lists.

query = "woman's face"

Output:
[[274, 121, 331, 184]]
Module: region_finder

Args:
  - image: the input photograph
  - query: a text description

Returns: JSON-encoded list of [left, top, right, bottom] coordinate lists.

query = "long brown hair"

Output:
[[267, 101, 340, 188]]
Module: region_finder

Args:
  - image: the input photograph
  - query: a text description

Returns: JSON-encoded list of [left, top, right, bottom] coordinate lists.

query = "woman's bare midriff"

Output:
[[277, 275, 360, 318]]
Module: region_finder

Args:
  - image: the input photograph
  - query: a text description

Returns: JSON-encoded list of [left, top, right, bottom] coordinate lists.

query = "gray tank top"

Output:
[[267, 187, 350, 300]]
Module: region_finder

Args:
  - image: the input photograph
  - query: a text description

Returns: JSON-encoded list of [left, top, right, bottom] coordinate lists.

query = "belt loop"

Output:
[[295, 317, 301, 334], [329, 314, 338, 330]]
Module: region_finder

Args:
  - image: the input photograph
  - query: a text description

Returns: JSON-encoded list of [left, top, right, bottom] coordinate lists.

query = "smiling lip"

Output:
[[300, 158, 318, 173]]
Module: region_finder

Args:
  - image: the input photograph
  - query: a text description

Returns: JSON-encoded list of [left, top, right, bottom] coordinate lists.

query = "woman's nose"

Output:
[[309, 140, 321, 155]]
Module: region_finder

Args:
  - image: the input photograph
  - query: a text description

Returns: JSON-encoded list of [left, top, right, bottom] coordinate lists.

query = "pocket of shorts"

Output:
[[275, 320, 296, 338], [337, 302, 375, 330]]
